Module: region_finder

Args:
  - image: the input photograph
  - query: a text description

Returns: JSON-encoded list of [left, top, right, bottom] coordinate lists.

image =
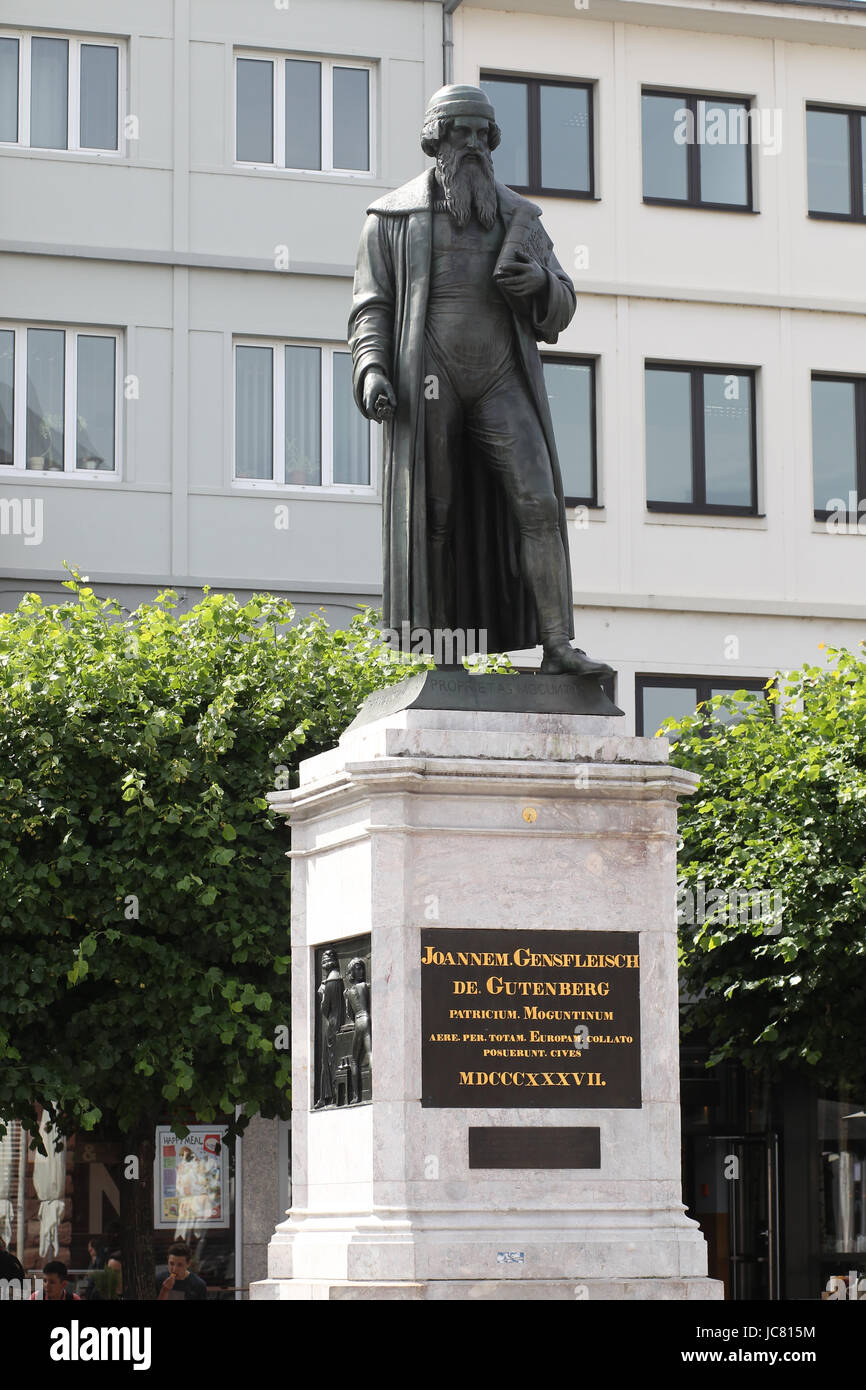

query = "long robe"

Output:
[[348, 169, 577, 653]]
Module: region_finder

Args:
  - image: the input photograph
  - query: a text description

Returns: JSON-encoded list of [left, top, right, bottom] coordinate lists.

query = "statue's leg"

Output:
[[424, 348, 463, 634], [469, 378, 613, 678]]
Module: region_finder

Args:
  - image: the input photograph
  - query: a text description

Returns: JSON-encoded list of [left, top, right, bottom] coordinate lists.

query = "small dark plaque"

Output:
[[468, 1127, 601, 1170], [421, 928, 641, 1108]]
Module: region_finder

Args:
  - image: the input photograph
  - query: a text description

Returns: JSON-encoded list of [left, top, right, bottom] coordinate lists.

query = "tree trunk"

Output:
[[119, 1122, 157, 1301]]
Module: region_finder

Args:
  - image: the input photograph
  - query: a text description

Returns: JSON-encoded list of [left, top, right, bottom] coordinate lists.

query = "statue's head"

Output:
[[321, 949, 338, 978], [421, 85, 500, 229], [347, 957, 367, 984]]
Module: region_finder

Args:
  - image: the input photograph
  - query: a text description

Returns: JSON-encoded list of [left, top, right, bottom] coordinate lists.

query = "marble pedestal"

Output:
[[251, 703, 722, 1301]]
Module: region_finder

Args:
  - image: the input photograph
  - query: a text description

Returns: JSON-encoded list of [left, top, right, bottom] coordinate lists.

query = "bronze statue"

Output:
[[349, 84, 612, 679], [315, 948, 343, 1109], [345, 958, 372, 1105]]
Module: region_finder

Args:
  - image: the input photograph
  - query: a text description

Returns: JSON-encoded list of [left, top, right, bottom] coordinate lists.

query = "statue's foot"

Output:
[[540, 642, 614, 679]]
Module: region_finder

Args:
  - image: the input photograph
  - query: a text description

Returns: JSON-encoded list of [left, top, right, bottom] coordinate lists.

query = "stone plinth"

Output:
[[251, 703, 722, 1301]]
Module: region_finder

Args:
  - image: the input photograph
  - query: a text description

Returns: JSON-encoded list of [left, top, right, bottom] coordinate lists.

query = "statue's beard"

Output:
[[436, 145, 498, 229]]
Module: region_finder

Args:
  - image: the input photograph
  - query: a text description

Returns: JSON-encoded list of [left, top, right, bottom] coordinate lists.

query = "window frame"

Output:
[[806, 102, 866, 223], [811, 371, 866, 522], [644, 360, 759, 517], [232, 337, 378, 493], [635, 674, 770, 736], [0, 322, 121, 478], [540, 352, 599, 508], [641, 87, 755, 213], [0, 29, 123, 155], [233, 51, 375, 176], [479, 71, 595, 200]]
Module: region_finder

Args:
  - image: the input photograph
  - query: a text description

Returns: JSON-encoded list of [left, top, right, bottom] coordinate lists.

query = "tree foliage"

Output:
[[0, 580, 407, 1148], [670, 646, 866, 1092]]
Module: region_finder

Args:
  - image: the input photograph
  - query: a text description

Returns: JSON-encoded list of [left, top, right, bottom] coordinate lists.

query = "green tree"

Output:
[[0, 579, 407, 1298], [669, 646, 866, 1094]]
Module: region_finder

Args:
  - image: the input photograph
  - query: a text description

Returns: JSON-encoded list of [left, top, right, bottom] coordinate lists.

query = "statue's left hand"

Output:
[[494, 250, 547, 298]]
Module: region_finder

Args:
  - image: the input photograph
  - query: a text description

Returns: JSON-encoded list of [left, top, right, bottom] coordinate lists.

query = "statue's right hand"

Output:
[[362, 370, 396, 421]]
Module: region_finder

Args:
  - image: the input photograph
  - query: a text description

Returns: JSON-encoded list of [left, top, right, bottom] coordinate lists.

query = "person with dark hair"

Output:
[[0, 1238, 26, 1292], [157, 1239, 207, 1300], [105, 1251, 124, 1299], [30, 1259, 80, 1301], [80, 1238, 108, 1300]]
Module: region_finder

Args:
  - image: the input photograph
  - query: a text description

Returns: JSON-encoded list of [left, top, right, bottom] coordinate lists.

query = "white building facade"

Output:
[[0, 0, 444, 630], [451, 0, 866, 733]]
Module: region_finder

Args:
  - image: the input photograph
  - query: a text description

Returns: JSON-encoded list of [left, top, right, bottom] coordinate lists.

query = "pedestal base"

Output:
[[259, 705, 724, 1304], [251, 1277, 723, 1301]]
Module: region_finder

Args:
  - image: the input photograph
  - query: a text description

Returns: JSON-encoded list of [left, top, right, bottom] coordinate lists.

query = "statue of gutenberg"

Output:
[[349, 84, 612, 678]]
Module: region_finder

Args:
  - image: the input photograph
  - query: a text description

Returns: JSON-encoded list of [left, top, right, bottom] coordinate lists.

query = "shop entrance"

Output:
[[685, 1133, 780, 1300]]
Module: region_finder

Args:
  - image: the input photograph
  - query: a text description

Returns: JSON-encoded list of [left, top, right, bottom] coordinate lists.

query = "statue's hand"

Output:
[[362, 370, 397, 422], [494, 250, 547, 298]]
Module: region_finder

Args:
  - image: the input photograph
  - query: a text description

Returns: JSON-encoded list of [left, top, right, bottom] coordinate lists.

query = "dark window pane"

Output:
[[481, 78, 528, 187], [333, 351, 369, 484], [0, 330, 13, 465], [642, 93, 688, 200], [333, 67, 368, 170], [812, 378, 857, 510], [709, 687, 763, 726], [235, 346, 273, 479], [77, 336, 115, 470], [807, 109, 851, 215], [285, 59, 321, 170], [0, 38, 19, 142], [26, 328, 65, 470], [80, 45, 118, 150], [236, 58, 273, 163], [544, 360, 593, 499], [646, 369, 692, 503], [285, 346, 321, 484], [539, 84, 590, 192], [31, 37, 68, 150], [698, 101, 749, 206], [861, 116, 866, 211], [642, 685, 699, 736], [703, 372, 752, 506]]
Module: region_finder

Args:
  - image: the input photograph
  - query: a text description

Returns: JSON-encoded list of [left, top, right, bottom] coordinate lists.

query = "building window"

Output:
[[811, 374, 866, 520], [0, 31, 120, 152], [645, 363, 757, 514], [541, 355, 597, 506], [235, 54, 372, 173], [0, 325, 118, 473], [807, 105, 866, 220], [234, 341, 374, 489], [641, 90, 753, 210], [636, 675, 768, 736], [479, 73, 593, 197]]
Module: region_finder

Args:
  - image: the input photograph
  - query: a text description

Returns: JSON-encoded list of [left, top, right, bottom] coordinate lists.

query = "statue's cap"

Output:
[[423, 84, 495, 124]]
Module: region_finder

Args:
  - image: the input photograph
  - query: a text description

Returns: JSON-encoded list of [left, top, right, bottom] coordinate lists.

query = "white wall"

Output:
[[0, 0, 440, 605]]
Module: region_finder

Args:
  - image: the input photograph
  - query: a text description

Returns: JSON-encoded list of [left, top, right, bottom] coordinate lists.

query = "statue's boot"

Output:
[[526, 525, 614, 679], [540, 641, 614, 678]]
